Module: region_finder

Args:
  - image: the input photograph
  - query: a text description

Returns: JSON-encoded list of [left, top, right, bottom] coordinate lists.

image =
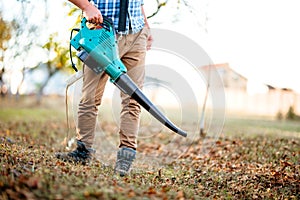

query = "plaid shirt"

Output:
[[92, 0, 145, 34]]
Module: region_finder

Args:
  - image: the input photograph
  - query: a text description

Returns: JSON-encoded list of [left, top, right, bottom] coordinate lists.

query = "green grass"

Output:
[[0, 107, 64, 122], [223, 116, 300, 138], [0, 96, 299, 199]]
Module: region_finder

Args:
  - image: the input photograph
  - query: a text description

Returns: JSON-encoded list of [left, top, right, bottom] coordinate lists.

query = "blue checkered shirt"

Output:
[[92, 0, 145, 34]]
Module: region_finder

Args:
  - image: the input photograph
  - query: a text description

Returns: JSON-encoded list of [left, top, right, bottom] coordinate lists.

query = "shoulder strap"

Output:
[[118, 0, 129, 32]]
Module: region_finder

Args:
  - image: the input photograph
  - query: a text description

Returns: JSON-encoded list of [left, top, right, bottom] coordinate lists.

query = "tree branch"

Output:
[[147, 0, 169, 19]]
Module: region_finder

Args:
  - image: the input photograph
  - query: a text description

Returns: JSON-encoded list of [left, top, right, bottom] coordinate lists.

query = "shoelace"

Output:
[[118, 158, 132, 171]]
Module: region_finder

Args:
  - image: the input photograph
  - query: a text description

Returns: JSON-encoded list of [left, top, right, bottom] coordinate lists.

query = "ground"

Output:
[[0, 96, 299, 199]]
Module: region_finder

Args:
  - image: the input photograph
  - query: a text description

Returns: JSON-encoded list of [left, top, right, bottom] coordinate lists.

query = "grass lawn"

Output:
[[0, 96, 299, 199]]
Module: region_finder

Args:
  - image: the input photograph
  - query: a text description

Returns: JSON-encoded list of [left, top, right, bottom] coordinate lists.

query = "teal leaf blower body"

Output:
[[70, 17, 187, 137]]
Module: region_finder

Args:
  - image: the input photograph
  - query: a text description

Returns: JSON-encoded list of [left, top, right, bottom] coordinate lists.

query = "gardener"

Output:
[[56, 0, 153, 176]]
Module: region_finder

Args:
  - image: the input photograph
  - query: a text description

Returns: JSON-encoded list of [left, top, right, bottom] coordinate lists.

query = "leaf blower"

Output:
[[70, 17, 187, 137]]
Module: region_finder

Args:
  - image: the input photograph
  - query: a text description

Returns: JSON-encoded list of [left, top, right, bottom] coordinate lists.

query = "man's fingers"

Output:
[[96, 15, 103, 24], [146, 35, 153, 51], [87, 15, 103, 25], [87, 16, 101, 24]]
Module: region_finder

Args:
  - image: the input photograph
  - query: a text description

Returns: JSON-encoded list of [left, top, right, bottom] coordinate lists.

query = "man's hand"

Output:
[[146, 33, 153, 51], [82, 3, 103, 24], [68, 0, 103, 24]]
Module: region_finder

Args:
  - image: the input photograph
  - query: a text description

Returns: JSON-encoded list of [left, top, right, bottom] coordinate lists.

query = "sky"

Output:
[[146, 0, 300, 92], [1, 0, 300, 93], [207, 0, 300, 92]]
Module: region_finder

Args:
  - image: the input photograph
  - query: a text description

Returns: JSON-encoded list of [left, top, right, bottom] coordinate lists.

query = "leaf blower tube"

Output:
[[70, 17, 187, 137], [115, 74, 187, 137]]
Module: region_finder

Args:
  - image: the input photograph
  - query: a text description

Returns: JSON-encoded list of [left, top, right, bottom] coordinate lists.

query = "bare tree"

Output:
[[8, 0, 40, 99], [2, 0, 75, 103]]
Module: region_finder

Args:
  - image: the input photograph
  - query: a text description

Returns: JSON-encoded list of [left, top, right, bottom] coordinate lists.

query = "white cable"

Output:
[[64, 70, 83, 149]]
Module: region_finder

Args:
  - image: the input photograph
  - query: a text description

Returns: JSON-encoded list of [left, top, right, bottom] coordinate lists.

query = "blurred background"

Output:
[[0, 0, 299, 121]]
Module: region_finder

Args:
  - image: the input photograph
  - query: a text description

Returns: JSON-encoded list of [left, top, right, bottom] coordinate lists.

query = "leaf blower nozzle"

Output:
[[115, 74, 187, 137], [70, 17, 187, 137]]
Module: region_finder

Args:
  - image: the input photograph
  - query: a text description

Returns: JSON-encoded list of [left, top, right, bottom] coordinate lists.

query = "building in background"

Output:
[[200, 63, 299, 117]]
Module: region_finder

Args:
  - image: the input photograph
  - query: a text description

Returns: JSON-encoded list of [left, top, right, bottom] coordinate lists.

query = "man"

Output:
[[56, 0, 153, 176]]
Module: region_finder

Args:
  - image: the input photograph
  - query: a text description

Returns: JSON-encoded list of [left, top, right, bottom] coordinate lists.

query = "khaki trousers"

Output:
[[76, 27, 149, 150]]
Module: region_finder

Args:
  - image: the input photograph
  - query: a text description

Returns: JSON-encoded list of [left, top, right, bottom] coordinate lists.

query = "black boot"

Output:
[[56, 140, 95, 164]]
